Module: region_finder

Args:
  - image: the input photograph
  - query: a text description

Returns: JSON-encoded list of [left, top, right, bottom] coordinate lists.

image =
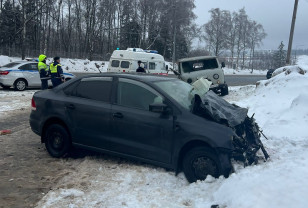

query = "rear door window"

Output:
[[121, 61, 130, 68], [74, 77, 113, 103], [29, 63, 38, 71], [18, 64, 31, 70], [149, 62, 156, 70]]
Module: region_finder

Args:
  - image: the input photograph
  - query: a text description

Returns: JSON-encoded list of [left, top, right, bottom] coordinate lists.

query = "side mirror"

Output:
[[221, 62, 225, 68], [166, 65, 169, 70], [149, 103, 169, 114]]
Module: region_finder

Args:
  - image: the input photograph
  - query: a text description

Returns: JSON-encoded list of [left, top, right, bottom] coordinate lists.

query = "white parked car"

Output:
[[0, 61, 75, 91]]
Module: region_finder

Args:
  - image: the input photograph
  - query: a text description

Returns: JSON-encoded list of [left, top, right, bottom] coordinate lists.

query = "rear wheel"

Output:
[[14, 79, 27, 91], [220, 84, 229, 96], [45, 124, 71, 158], [183, 147, 222, 183]]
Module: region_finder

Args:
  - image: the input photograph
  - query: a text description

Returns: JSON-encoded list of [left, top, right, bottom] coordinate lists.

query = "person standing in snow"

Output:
[[136, 60, 146, 73], [38, 54, 49, 90], [49, 57, 64, 87]]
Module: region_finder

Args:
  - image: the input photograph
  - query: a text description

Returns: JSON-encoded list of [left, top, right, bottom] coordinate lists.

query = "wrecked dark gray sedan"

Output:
[[30, 73, 267, 183]]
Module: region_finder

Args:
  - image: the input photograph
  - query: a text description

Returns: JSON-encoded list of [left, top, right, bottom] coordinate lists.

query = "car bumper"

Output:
[[0, 76, 13, 86], [29, 111, 41, 136]]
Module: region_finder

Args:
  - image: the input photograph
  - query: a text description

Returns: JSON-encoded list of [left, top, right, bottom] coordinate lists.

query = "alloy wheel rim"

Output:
[[192, 156, 218, 180], [51, 132, 64, 150], [17, 81, 25, 90]]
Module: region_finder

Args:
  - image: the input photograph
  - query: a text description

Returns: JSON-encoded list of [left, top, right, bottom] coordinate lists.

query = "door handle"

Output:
[[66, 104, 75, 110], [113, 112, 123, 119]]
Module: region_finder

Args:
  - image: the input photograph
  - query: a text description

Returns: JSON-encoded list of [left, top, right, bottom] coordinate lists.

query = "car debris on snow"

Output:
[[0, 129, 12, 135], [191, 90, 269, 166]]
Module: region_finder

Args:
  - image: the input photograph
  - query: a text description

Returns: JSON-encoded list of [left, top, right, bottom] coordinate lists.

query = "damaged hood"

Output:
[[197, 91, 248, 128]]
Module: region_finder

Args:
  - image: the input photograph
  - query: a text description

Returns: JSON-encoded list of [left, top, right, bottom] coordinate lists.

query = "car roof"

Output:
[[179, 56, 217, 63], [78, 73, 177, 83], [3, 61, 37, 65]]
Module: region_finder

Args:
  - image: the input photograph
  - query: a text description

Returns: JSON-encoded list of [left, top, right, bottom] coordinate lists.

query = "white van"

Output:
[[175, 56, 229, 95], [107, 48, 167, 74]]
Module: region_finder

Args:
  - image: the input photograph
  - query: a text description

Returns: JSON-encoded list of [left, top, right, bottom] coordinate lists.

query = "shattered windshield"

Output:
[[154, 80, 193, 110]]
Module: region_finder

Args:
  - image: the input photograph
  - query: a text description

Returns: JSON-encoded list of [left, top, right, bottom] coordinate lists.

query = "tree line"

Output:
[[201, 8, 267, 71], [2, 1, 299, 71], [0, 0, 196, 61]]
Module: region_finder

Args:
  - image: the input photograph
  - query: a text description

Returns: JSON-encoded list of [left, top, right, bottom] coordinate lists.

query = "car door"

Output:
[[28, 63, 41, 86], [64, 77, 113, 148], [19, 63, 40, 87], [110, 78, 174, 164]]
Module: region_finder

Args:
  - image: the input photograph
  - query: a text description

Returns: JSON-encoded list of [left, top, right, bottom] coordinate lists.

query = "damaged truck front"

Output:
[[172, 56, 229, 96]]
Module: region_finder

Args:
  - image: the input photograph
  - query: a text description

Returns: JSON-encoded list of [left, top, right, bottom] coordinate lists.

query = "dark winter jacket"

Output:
[[136, 67, 146, 73]]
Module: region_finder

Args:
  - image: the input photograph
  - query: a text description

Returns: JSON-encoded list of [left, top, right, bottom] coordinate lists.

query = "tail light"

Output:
[[0, 71, 9, 75], [31, 97, 36, 110]]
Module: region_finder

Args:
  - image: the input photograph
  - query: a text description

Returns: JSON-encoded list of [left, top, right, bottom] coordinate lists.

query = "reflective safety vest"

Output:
[[38, 62, 48, 73], [50, 63, 60, 74]]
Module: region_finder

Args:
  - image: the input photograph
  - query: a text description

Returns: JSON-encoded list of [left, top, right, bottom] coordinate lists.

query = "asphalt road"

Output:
[[225, 75, 266, 86], [72, 72, 267, 86]]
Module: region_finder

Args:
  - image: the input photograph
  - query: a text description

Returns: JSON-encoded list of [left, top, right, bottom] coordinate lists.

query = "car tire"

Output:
[[221, 85, 229, 96], [45, 124, 71, 158], [182, 147, 222, 183], [14, 79, 27, 91]]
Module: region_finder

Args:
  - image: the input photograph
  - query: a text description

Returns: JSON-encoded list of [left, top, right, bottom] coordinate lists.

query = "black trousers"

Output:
[[39, 70, 49, 90], [51, 78, 62, 87]]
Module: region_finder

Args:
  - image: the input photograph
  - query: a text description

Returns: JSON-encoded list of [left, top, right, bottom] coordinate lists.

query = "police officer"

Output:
[[50, 57, 64, 87], [38, 54, 49, 90]]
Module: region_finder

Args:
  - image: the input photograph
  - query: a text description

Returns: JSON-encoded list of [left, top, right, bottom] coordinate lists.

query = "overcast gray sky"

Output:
[[194, 0, 308, 50]]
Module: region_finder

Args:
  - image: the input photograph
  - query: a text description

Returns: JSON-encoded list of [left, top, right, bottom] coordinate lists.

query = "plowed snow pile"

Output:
[[35, 60, 308, 208], [0, 55, 108, 73]]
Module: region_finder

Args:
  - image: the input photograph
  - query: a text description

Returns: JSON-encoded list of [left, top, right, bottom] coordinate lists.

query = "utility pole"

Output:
[[286, 0, 299, 65], [172, 3, 176, 70]]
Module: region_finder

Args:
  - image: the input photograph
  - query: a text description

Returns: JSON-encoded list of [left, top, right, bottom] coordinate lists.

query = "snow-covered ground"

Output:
[[33, 58, 308, 208], [1, 55, 308, 207], [0, 89, 36, 119]]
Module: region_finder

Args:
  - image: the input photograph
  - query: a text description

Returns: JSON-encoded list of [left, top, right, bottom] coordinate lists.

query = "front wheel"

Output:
[[45, 124, 71, 158], [183, 147, 222, 183]]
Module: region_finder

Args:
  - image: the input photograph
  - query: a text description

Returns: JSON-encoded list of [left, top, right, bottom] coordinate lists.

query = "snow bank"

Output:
[[220, 68, 308, 207], [0, 55, 20, 66], [0, 55, 108, 73], [35, 58, 308, 208]]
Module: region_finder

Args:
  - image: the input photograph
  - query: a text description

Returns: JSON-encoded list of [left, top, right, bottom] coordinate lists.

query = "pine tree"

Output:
[[273, 41, 287, 68]]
